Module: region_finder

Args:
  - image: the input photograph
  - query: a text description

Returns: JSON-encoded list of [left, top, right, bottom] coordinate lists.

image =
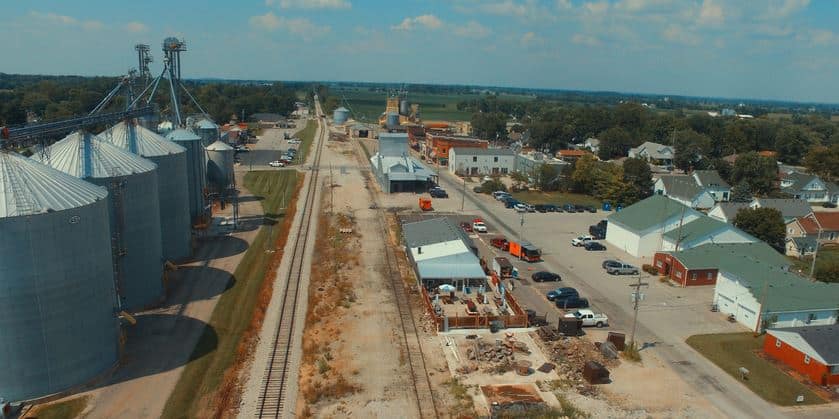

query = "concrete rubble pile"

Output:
[[462, 335, 532, 375]]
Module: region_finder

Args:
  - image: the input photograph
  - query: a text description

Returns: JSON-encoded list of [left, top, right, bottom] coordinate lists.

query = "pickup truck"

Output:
[[564, 309, 609, 328], [606, 263, 639, 275], [571, 235, 594, 247]]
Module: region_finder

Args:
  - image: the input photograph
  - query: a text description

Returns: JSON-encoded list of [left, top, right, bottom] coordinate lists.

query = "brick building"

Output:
[[764, 326, 839, 386], [424, 133, 488, 166]]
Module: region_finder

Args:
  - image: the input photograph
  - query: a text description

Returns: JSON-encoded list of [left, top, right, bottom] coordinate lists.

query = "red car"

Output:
[[490, 237, 509, 251], [459, 222, 473, 233]]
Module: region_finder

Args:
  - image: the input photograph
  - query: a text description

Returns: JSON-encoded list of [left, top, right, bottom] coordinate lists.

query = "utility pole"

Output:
[[330, 163, 335, 215], [629, 273, 649, 347], [808, 213, 823, 279], [461, 176, 466, 211], [518, 211, 524, 243]]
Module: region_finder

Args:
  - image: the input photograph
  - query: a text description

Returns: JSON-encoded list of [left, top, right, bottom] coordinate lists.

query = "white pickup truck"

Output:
[[564, 309, 608, 327]]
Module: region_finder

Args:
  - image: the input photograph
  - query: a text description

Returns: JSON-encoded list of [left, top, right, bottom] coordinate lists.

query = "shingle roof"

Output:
[[797, 212, 839, 233], [710, 202, 751, 221], [662, 216, 730, 243], [451, 147, 515, 156], [768, 326, 839, 365], [665, 242, 790, 271], [693, 170, 730, 188], [780, 172, 817, 193], [789, 236, 818, 253], [751, 198, 812, 220], [608, 195, 697, 232], [658, 175, 705, 201], [631, 141, 673, 159]]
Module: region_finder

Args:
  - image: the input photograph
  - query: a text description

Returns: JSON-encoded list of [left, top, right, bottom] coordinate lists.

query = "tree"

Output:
[[621, 157, 653, 203], [803, 144, 839, 181], [597, 127, 634, 160], [509, 171, 528, 190], [774, 125, 814, 164], [731, 152, 777, 196], [708, 158, 733, 184], [730, 181, 753, 202], [480, 178, 506, 194], [571, 154, 598, 193], [471, 111, 508, 141], [534, 163, 560, 192], [673, 129, 712, 172], [733, 208, 786, 252], [815, 263, 839, 284]]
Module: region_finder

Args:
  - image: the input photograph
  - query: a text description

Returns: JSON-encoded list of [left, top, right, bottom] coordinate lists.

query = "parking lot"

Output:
[[234, 126, 302, 170]]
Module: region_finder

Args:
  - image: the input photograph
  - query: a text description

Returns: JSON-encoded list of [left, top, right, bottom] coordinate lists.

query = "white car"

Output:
[[472, 222, 487, 233], [288, 139, 301, 144], [268, 160, 284, 167], [571, 235, 594, 247], [514, 203, 528, 213]]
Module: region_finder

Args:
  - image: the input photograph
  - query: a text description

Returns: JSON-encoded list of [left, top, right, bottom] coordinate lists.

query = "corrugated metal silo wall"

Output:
[[178, 138, 208, 219], [90, 170, 164, 311], [148, 152, 192, 261], [400, 100, 409, 116], [207, 149, 234, 191], [199, 128, 217, 147], [0, 200, 119, 401]]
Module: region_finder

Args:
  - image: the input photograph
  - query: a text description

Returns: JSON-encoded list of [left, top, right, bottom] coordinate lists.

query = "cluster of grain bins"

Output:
[[0, 117, 223, 401]]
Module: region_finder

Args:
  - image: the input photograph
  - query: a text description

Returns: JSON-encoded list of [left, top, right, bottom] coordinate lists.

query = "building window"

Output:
[[707, 272, 713, 280], [807, 313, 816, 324], [656, 260, 663, 268], [691, 272, 697, 281], [494, 156, 499, 162], [775, 338, 782, 348], [831, 365, 839, 374], [675, 270, 682, 278], [501, 168, 508, 174], [804, 355, 811, 364], [472, 156, 477, 162]]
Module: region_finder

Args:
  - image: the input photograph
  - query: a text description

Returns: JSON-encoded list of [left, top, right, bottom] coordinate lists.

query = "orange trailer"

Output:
[[419, 197, 433, 211], [509, 241, 541, 262]]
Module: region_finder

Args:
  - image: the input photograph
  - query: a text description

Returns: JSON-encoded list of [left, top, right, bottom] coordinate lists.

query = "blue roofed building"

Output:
[[402, 217, 487, 290]]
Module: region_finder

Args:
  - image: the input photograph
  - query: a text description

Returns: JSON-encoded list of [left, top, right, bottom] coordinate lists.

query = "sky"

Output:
[[1, 0, 838, 103]]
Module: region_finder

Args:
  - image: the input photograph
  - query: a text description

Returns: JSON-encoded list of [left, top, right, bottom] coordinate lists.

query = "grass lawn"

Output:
[[686, 333, 826, 406], [295, 119, 317, 164], [32, 396, 89, 419], [511, 190, 602, 207], [788, 246, 839, 280], [162, 171, 300, 419]]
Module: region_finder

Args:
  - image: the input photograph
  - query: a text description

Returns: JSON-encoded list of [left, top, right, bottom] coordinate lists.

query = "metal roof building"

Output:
[[0, 151, 119, 401], [98, 120, 192, 261], [35, 131, 164, 310], [370, 133, 435, 193], [402, 217, 486, 290]]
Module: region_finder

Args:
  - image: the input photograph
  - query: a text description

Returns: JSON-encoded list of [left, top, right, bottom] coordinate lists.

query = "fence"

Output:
[[420, 284, 528, 332]]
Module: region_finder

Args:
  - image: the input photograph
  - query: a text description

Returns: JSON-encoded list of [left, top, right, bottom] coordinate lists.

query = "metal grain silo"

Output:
[[0, 151, 119, 401], [399, 99, 409, 116], [333, 107, 350, 125], [386, 112, 400, 129], [166, 128, 207, 220], [195, 118, 220, 147], [35, 131, 164, 311], [98, 120, 192, 261], [206, 140, 234, 192]]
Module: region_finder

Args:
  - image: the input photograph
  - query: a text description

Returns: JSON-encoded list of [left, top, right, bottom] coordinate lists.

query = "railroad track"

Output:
[[256, 106, 326, 418], [353, 140, 440, 419]]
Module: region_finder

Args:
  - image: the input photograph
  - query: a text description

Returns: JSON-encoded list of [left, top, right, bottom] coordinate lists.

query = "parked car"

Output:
[[534, 204, 549, 213], [564, 309, 606, 327], [514, 203, 528, 212], [492, 191, 511, 200], [268, 160, 284, 167], [234, 145, 249, 152], [473, 186, 483, 193], [546, 287, 578, 301], [602, 259, 622, 269], [583, 206, 596, 213], [490, 237, 509, 251], [544, 204, 558, 212], [525, 204, 536, 212], [575, 205, 585, 213], [532, 271, 561, 282], [472, 221, 487, 233], [556, 297, 590, 309], [562, 203, 576, 212], [823, 202, 837, 208], [504, 199, 521, 209], [430, 188, 448, 198], [584, 241, 606, 251], [571, 235, 594, 247], [459, 222, 473, 232], [607, 263, 639, 275]]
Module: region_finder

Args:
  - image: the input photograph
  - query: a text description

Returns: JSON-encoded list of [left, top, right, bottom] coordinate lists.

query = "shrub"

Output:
[[642, 264, 659, 275]]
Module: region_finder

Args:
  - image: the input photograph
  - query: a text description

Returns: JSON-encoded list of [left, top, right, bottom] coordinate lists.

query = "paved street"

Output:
[[429, 168, 802, 419]]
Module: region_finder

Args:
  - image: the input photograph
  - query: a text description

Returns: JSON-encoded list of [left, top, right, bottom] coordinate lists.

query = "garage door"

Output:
[[737, 304, 755, 325], [717, 293, 735, 312]]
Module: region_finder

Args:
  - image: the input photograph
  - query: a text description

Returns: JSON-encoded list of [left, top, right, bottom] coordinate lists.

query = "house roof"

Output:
[[557, 149, 588, 157], [451, 147, 515, 157], [722, 259, 839, 313], [658, 175, 705, 201], [751, 198, 812, 220], [693, 170, 730, 188], [415, 252, 487, 279], [662, 216, 730, 243], [789, 236, 818, 253], [768, 326, 839, 365], [781, 172, 819, 194], [710, 202, 751, 221], [402, 217, 472, 249], [402, 217, 485, 280], [664, 242, 790, 271], [585, 138, 600, 146], [607, 195, 696, 232], [797, 212, 839, 233], [631, 141, 674, 159]]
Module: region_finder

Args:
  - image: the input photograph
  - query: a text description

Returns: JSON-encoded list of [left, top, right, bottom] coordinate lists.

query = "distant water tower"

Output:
[[333, 107, 350, 125]]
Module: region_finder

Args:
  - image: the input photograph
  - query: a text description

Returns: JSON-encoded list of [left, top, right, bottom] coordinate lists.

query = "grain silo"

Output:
[[0, 151, 119, 401], [166, 128, 207, 220], [35, 131, 164, 311], [333, 107, 350, 125], [206, 140, 235, 192], [399, 99, 409, 116], [98, 120, 192, 261], [195, 118, 220, 147], [386, 112, 400, 130]]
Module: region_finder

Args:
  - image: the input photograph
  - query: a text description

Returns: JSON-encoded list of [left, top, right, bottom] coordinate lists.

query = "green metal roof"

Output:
[[662, 216, 729, 243], [665, 242, 790, 271], [608, 195, 695, 232]]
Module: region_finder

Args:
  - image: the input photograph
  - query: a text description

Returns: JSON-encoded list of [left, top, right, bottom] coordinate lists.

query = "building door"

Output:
[[470, 167, 478, 175]]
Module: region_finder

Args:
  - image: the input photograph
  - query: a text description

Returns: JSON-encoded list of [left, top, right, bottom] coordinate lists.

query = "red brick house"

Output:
[[764, 326, 839, 386], [652, 242, 790, 287], [652, 251, 718, 286]]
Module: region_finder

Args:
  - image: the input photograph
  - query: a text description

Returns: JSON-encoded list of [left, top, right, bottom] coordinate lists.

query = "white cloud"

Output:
[[583, 1, 610, 15], [249, 12, 330, 40], [125, 21, 148, 33], [267, 0, 351, 9], [697, 0, 724, 26], [453, 21, 491, 39], [763, 0, 809, 20], [556, 0, 573, 10], [461, 0, 554, 22], [615, 0, 674, 12], [805, 29, 837, 46], [520, 31, 544, 46], [572, 33, 602, 47], [391, 15, 443, 31], [662, 24, 700, 45], [30, 11, 104, 31]]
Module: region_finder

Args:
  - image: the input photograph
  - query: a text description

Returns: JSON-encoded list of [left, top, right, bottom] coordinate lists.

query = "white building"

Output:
[[605, 195, 702, 258], [628, 141, 674, 166], [653, 175, 716, 209], [692, 170, 730, 202], [449, 148, 516, 176], [708, 202, 751, 223], [515, 151, 569, 177]]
